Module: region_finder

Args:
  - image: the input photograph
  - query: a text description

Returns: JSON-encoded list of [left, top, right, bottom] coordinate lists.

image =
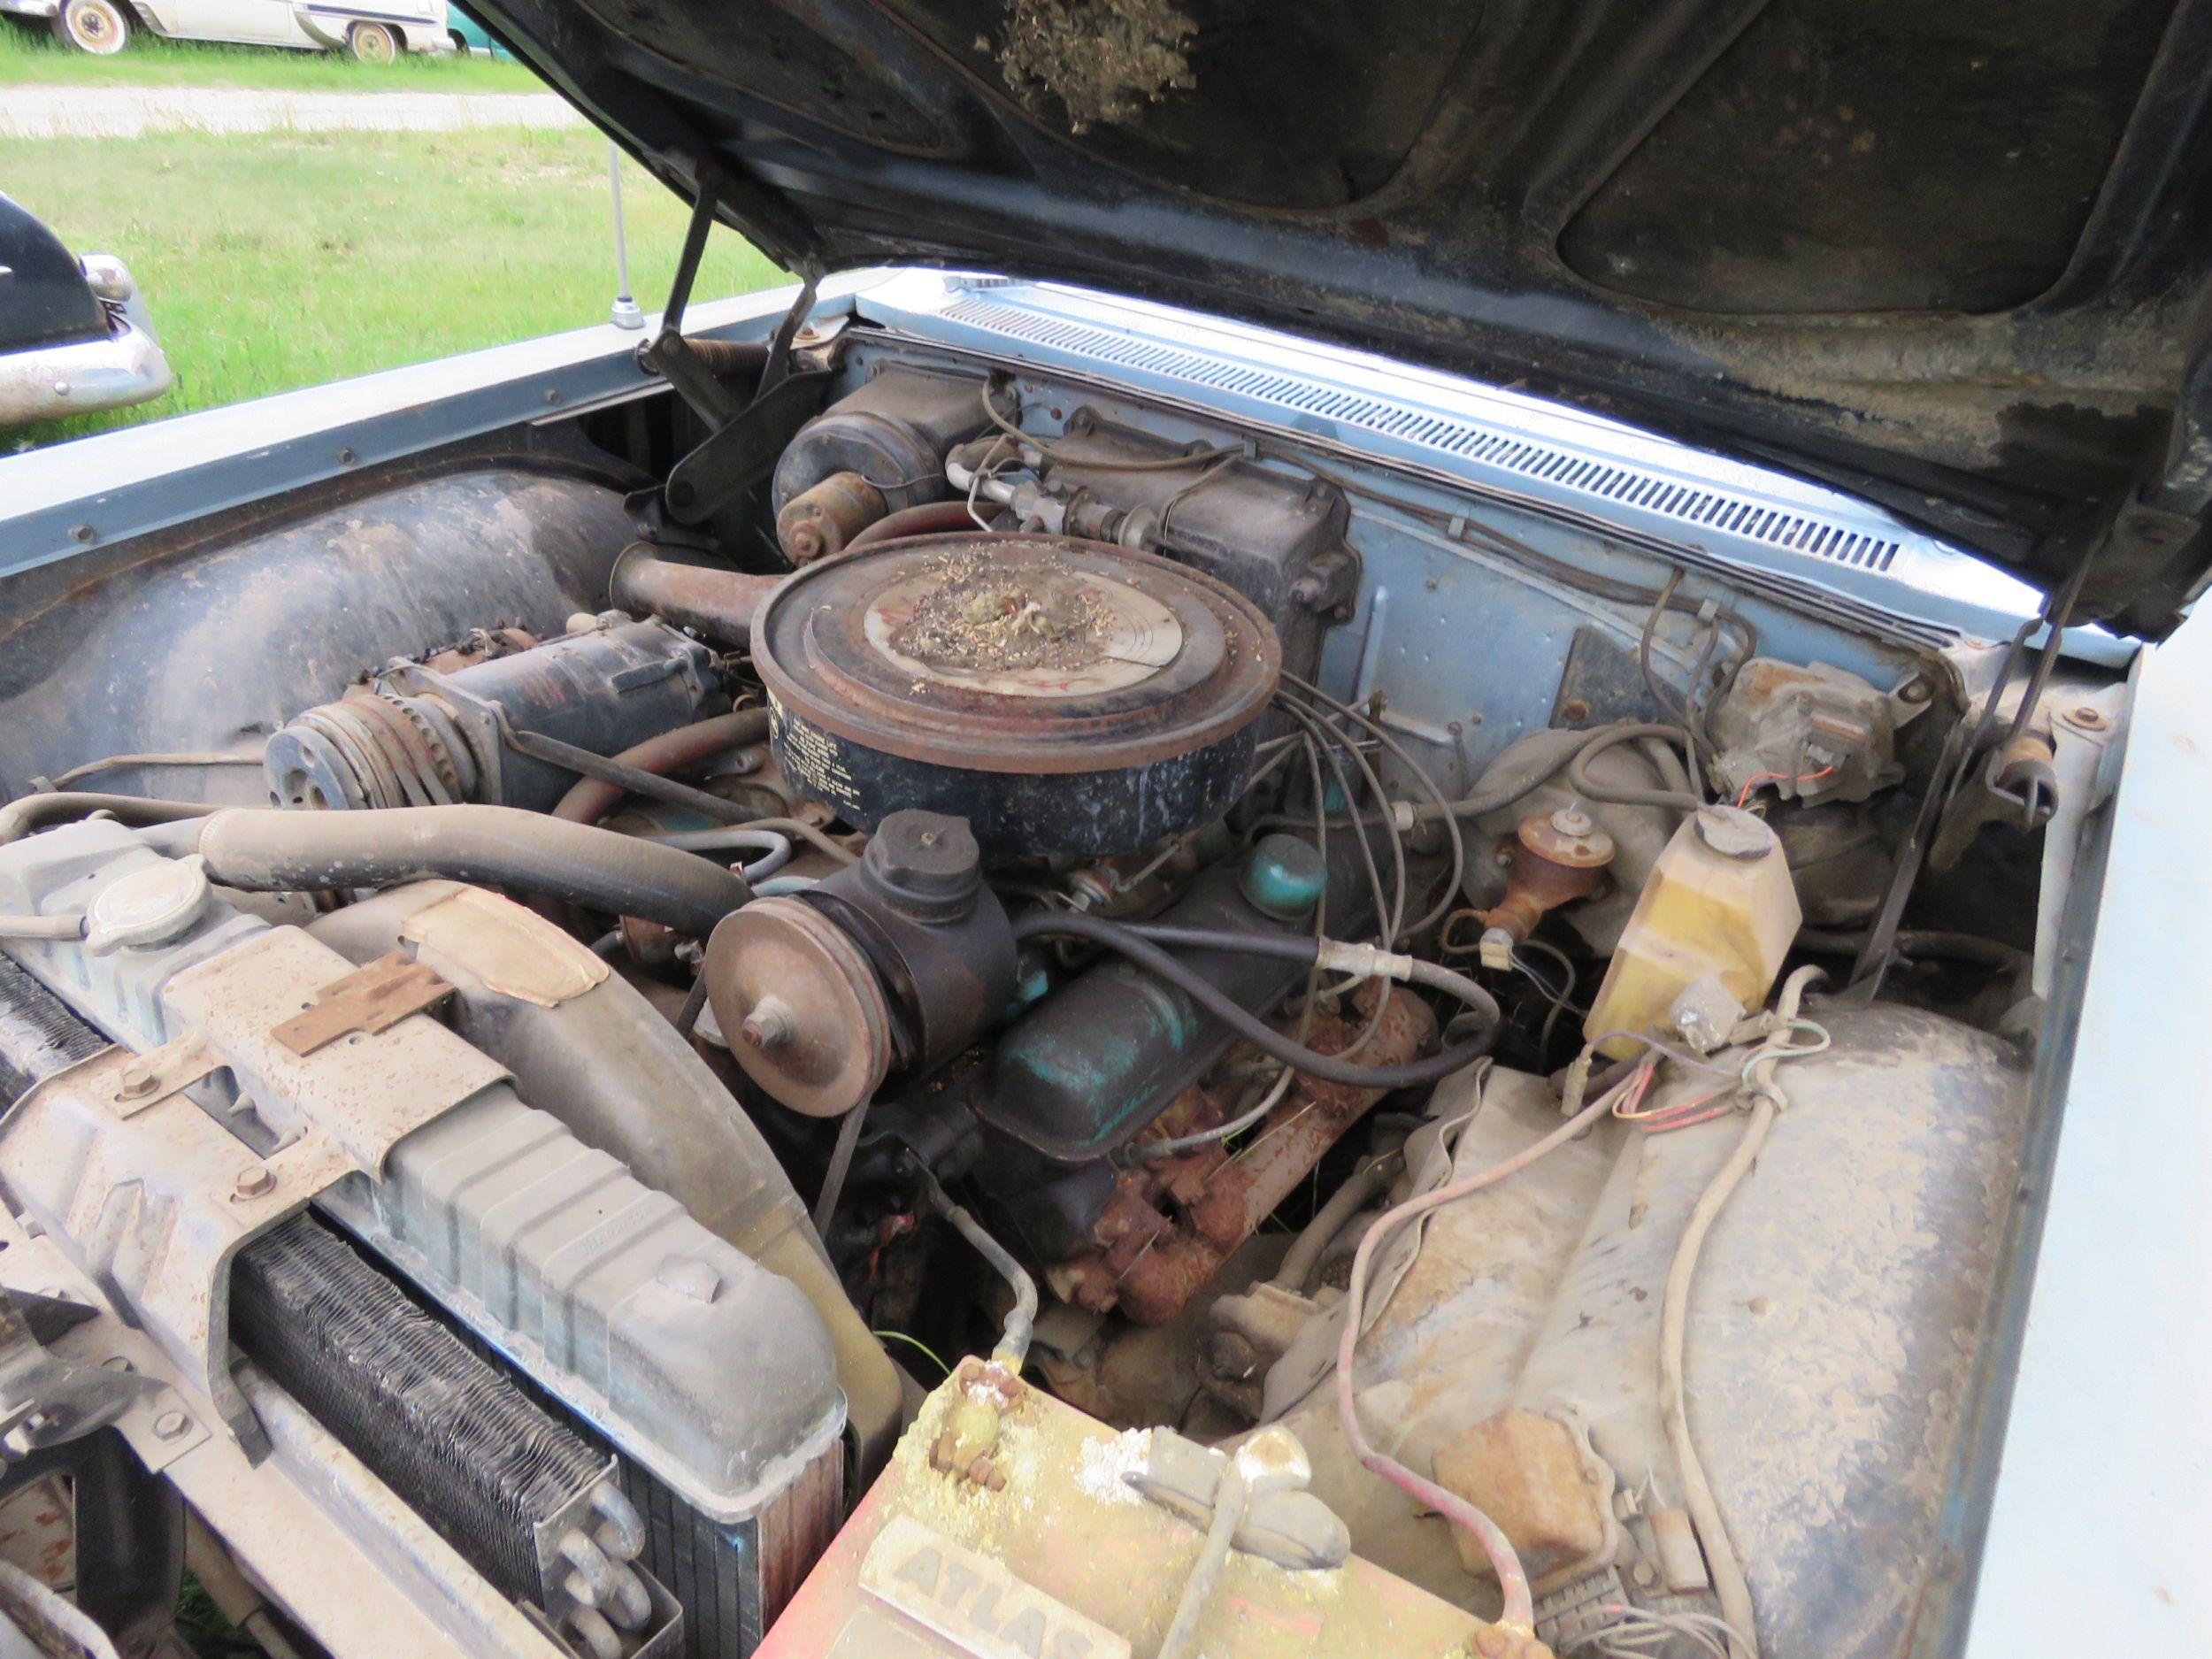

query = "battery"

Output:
[[758, 1359, 1496, 1659]]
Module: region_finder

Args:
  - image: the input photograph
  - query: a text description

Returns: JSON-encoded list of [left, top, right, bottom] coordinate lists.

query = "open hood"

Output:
[[483, 0, 2212, 637]]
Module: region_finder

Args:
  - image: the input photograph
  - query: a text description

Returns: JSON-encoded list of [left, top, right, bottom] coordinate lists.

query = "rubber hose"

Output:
[[1010, 913, 1495, 1087], [0, 791, 217, 844], [734, 817, 861, 865], [150, 806, 752, 934], [1567, 723, 1704, 810], [1077, 921, 1504, 1033], [1640, 733, 1701, 803], [1273, 1152, 1398, 1291], [632, 828, 790, 880], [1658, 966, 1824, 1659], [1796, 926, 2029, 971], [919, 1169, 1037, 1368], [1282, 726, 1588, 832], [551, 709, 772, 827], [508, 729, 752, 826], [844, 501, 988, 549], [0, 913, 86, 941], [1410, 727, 1586, 822]]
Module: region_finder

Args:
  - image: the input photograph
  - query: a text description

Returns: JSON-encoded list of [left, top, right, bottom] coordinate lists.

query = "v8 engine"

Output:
[[0, 326, 2091, 1659]]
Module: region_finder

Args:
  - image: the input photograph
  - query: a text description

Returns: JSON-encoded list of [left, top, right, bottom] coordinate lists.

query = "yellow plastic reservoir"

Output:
[[1584, 804, 1801, 1059]]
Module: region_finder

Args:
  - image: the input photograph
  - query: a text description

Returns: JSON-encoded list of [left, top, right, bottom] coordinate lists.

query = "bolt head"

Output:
[[739, 994, 795, 1052], [232, 1166, 276, 1201], [117, 1064, 157, 1100], [152, 1409, 189, 1441]]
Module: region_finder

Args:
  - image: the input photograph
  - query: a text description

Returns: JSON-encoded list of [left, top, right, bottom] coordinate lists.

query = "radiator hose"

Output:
[[142, 805, 752, 933]]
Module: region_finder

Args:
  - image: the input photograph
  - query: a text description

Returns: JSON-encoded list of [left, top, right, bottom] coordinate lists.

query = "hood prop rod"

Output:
[[634, 165, 831, 529]]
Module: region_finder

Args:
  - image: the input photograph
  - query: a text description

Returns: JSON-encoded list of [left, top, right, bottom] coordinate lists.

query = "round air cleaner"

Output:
[[754, 533, 1279, 859]]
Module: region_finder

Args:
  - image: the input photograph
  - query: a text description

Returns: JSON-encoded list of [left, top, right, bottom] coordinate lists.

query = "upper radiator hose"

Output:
[[143, 806, 752, 933]]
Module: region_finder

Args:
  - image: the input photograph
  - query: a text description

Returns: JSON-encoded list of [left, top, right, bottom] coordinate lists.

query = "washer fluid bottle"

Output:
[[1584, 804, 1801, 1060]]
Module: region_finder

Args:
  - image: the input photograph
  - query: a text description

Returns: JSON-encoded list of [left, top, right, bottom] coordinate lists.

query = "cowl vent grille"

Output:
[[936, 296, 1900, 575]]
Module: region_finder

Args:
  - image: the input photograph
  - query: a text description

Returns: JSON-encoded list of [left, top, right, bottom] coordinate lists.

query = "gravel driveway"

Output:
[[1, 86, 582, 139]]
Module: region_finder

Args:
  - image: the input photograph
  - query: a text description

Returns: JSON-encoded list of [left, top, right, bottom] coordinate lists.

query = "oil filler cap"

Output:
[[864, 810, 981, 922]]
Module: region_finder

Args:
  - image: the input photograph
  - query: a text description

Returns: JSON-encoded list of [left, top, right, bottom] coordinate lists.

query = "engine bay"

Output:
[[0, 303, 2122, 1659]]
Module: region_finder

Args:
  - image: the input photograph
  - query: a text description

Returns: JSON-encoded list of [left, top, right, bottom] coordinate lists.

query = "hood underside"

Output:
[[483, 0, 2212, 637]]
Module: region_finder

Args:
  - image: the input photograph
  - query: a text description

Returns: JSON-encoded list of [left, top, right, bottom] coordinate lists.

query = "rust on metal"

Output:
[[754, 1368, 1492, 1659], [926, 1356, 1028, 1491], [702, 895, 893, 1118], [609, 542, 786, 645], [416, 625, 540, 675], [777, 470, 887, 565], [1432, 1408, 1615, 1586], [272, 952, 454, 1057], [108, 1036, 220, 1118], [1454, 809, 1616, 949], [1060, 985, 1437, 1324], [1, 926, 510, 1441]]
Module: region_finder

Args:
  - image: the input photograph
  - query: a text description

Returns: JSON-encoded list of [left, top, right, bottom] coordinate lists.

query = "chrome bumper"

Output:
[[0, 319, 173, 429]]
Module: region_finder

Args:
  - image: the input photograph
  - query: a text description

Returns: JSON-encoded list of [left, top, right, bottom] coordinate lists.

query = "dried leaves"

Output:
[[994, 0, 1197, 133]]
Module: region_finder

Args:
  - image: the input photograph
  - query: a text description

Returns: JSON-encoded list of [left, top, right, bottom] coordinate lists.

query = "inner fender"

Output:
[[0, 469, 633, 801]]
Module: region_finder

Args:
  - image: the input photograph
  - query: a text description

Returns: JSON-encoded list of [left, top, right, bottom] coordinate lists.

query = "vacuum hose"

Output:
[[1010, 913, 1499, 1087]]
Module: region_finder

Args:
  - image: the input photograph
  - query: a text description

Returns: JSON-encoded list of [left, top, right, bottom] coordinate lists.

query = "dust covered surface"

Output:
[[995, 0, 1196, 132], [893, 547, 1120, 673]]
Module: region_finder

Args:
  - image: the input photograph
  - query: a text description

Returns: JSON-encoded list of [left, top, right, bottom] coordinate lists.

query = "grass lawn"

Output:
[[0, 16, 543, 89], [4, 125, 788, 450]]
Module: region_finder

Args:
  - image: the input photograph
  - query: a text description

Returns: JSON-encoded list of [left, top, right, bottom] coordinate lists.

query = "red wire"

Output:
[[1634, 1101, 1737, 1133], [1734, 764, 1836, 809]]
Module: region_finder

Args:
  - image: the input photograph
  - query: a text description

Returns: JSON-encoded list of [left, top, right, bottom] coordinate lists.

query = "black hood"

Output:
[[484, 0, 2212, 637]]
